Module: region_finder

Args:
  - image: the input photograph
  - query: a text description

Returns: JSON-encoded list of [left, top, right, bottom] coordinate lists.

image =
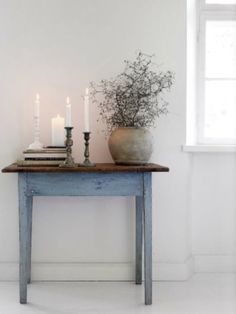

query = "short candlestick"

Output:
[[79, 132, 95, 167], [59, 127, 76, 167]]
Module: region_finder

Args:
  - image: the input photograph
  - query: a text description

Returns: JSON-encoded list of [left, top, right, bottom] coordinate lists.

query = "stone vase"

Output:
[[108, 127, 153, 165]]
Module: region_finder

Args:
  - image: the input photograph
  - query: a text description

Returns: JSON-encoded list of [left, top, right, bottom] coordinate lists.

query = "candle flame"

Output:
[[66, 96, 70, 104], [85, 88, 89, 95], [36, 93, 40, 101]]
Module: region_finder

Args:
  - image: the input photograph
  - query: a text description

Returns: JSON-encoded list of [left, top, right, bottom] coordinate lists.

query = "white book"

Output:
[[17, 160, 63, 166], [23, 152, 67, 159]]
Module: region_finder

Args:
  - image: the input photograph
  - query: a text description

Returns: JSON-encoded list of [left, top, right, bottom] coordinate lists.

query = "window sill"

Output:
[[182, 145, 236, 153]]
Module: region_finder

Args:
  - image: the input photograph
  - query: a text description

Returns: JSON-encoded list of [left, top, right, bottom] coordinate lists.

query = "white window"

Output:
[[198, 0, 236, 144]]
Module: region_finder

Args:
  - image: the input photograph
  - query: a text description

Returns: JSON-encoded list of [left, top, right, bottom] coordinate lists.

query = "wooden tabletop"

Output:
[[2, 163, 169, 173]]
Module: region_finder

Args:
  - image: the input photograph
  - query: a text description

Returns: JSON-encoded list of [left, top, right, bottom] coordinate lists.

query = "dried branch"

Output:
[[90, 52, 174, 133]]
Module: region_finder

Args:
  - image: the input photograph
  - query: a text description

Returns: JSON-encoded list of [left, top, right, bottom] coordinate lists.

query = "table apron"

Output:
[[20, 172, 144, 197]]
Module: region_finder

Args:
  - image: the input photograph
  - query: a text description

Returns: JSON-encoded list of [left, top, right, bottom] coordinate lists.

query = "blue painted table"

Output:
[[2, 163, 169, 305]]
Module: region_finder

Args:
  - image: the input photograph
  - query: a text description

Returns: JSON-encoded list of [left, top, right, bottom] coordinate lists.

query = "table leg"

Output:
[[27, 197, 33, 284], [18, 174, 31, 304], [135, 196, 143, 284], [143, 173, 152, 305]]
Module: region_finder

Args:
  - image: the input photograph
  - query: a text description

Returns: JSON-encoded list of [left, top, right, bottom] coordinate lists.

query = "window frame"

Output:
[[197, 0, 236, 144]]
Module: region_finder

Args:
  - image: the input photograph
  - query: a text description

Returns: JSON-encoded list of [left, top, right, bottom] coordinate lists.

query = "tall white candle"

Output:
[[65, 96, 72, 127], [51, 114, 65, 146], [84, 88, 89, 132], [34, 93, 40, 117]]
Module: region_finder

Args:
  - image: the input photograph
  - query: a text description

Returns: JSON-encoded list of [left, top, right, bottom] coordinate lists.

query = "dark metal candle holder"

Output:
[[79, 132, 95, 167], [59, 127, 76, 167]]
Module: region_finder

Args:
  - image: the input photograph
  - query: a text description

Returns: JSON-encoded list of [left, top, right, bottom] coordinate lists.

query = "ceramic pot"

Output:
[[108, 127, 153, 165]]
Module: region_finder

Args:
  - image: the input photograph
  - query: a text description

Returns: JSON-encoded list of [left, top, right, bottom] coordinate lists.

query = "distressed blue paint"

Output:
[[27, 172, 143, 196], [27, 196, 33, 284], [18, 174, 30, 304], [135, 196, 143, 284], [143, 172, 152, 305], [18, 171, 153, 305]]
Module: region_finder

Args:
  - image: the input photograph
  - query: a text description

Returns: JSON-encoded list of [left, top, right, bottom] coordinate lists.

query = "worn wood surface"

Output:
[[2, 163, 169, 173], [26, 196, 33, 284], [143, 173, 152, 305], [18, 174, 30, 304], [26, 172, 143, 196], [12, 162, 165, 304], [135, 196, 143, 285]]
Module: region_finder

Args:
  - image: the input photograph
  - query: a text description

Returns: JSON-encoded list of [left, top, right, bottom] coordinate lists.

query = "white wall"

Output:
[[0, 0, 234, 282], [185, 0, 236, 273], [191, 153, 236, 272]]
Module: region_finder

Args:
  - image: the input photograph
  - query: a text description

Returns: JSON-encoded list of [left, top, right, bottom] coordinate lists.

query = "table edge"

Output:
[[2, 163, 169, 173]]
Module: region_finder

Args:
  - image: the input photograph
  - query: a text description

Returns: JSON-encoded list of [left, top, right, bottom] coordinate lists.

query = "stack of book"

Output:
[[17, 147, 67, 166]]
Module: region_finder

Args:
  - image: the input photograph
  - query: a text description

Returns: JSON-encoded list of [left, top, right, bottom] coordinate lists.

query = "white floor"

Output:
[[0, 274, 235, 314]]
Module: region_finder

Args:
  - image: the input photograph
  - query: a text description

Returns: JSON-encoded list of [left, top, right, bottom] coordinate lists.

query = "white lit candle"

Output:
[[84, 88, 89, 132], [34, 93, 40, 117], [51, 114, 65, 146], [65, 96, 72, 127]]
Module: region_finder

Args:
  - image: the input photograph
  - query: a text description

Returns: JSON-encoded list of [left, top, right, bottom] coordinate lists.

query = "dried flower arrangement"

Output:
[[90, 52, 174, 133]]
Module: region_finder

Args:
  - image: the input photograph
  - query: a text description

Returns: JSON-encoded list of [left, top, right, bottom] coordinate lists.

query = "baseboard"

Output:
[[194, 255, 236, 273], [2, 255, 235, 281], [0, 257, 193, 281]]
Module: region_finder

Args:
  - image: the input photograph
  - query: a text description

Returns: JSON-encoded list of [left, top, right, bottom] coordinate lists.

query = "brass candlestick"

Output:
[[59, 127, 76, 167], [79, 132, 95, 167]]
